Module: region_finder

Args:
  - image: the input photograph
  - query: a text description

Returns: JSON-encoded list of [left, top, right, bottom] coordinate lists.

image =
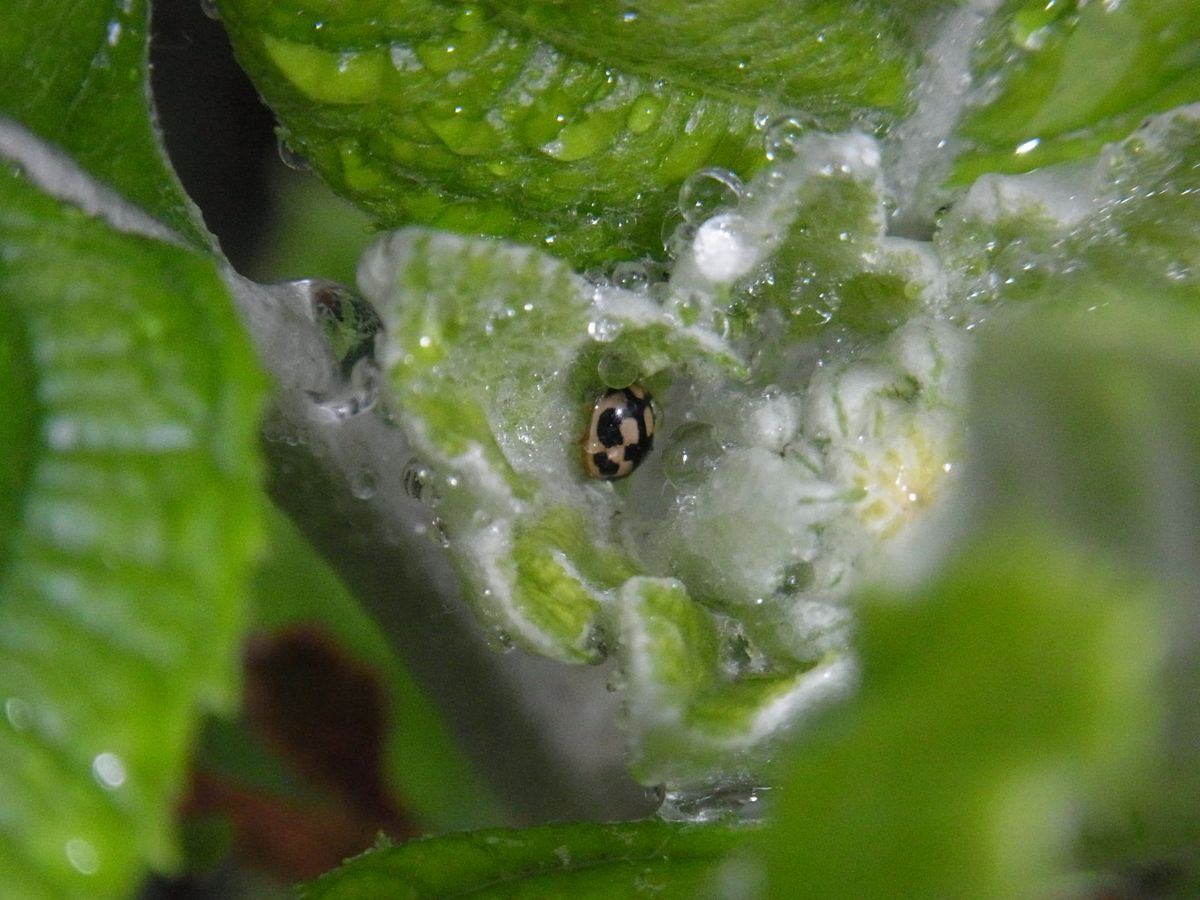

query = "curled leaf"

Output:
[[218, 0, 937, 263], [0, 149, 265, 898]]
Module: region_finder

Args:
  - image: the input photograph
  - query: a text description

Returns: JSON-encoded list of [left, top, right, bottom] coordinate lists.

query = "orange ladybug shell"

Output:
[[582, 384, 655, 479]]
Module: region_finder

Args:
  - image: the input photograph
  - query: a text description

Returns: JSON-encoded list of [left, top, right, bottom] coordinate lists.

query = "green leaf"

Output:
[[669, 131, 930, 355], [616, 577, 850, 787], [0, 0, 210, 248], [938, 106, 1200, 310], [365, 229, 607, 659], [360, 135, 966, 781], [758, 523, 1162, 899], [969, 300, 1200, 579], [952, 0, 1200, 181], [363, 227, 739, 662], [0, 162, 265, 896], [0, 299, 39, 576], [967, 300, 1200, 885], [217, 0, 940, 264], [488, 0, 932, 114], [299, 819, 752, 899], [754, 281, 1200, 895]]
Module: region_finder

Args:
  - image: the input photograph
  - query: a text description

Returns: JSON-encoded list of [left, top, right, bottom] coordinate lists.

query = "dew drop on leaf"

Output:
[[678, 167, 744, 225], [91, 752, 127, 790], [349, 464, 378, 499], [4, 696, 32, 731], [432, 516, 451, 548], [658, 782, 770, 823], [762, 114, 809, 162], [64, 838, 99, 875], [662, 216, 697, 259], [663, 422, 722, 488], [276, 134, 312, 172], [402, 457, 431, 501], [611, 260, 652, 292], [302, 280, 384, 417], [587, 317, 620, 341], [597, 352, 639, 389]]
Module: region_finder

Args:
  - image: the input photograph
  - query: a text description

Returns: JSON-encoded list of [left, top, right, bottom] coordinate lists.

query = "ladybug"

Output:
[[582, 384, 655, 479]]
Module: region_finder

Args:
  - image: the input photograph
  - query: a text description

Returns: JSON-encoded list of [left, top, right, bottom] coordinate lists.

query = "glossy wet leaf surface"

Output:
[[300, 818, 752, 899], [0, 0, 210, 247], [0, 163, 265, 898], [953, 0, 1200, 180], [217, 0, 938, 264]]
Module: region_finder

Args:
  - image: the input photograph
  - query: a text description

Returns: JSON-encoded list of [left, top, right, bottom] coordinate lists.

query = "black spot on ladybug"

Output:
[[582, 384, 655, 479], [591, 451, 621, 477], [596, 408, 625, 448]]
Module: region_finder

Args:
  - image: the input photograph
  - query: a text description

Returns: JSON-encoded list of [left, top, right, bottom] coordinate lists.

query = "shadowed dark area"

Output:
[[150, 0, 275, 270]]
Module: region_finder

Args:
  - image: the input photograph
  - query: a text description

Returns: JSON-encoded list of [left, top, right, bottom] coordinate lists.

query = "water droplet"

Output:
[[597, 352, 638, 389], [452, 4, 484, 31], [585, 624, 610, 658], [587, 317, 620, 342], [1165, 261, 1190, 282], [1015, 23, 1050, 49], [1009, 0, 1072, 49], [611, 260, 651, 292], [581, 267, 609, 286], [1014, 137, 1041, 156], [671, 291, 706, 326], [777, 560, 816, 595], [261, 417, 307, 447], [678, 167, 744, 225], [260, 418, 284, 444], [663, 422, 722, 487], [276, 134, 311, 172], [65, 838, 99, 875], [5, 697, 31, 730], [402, 458, 431, 501], [658, 783, 771, 823], [625, 94, 662, 135], [647, 281, 671, 304], [92, 752, 127, 790], [199, 0, 221, 19], [316, 356, 380, 419], [432, 516, 451, 547], [762, 114, 809, 162], [493, 629, 515, 651], [311, 283, 382, 360], [662, 216, 697, 259], [300, 281, 385, 416], [349, 465, 378, 499]]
